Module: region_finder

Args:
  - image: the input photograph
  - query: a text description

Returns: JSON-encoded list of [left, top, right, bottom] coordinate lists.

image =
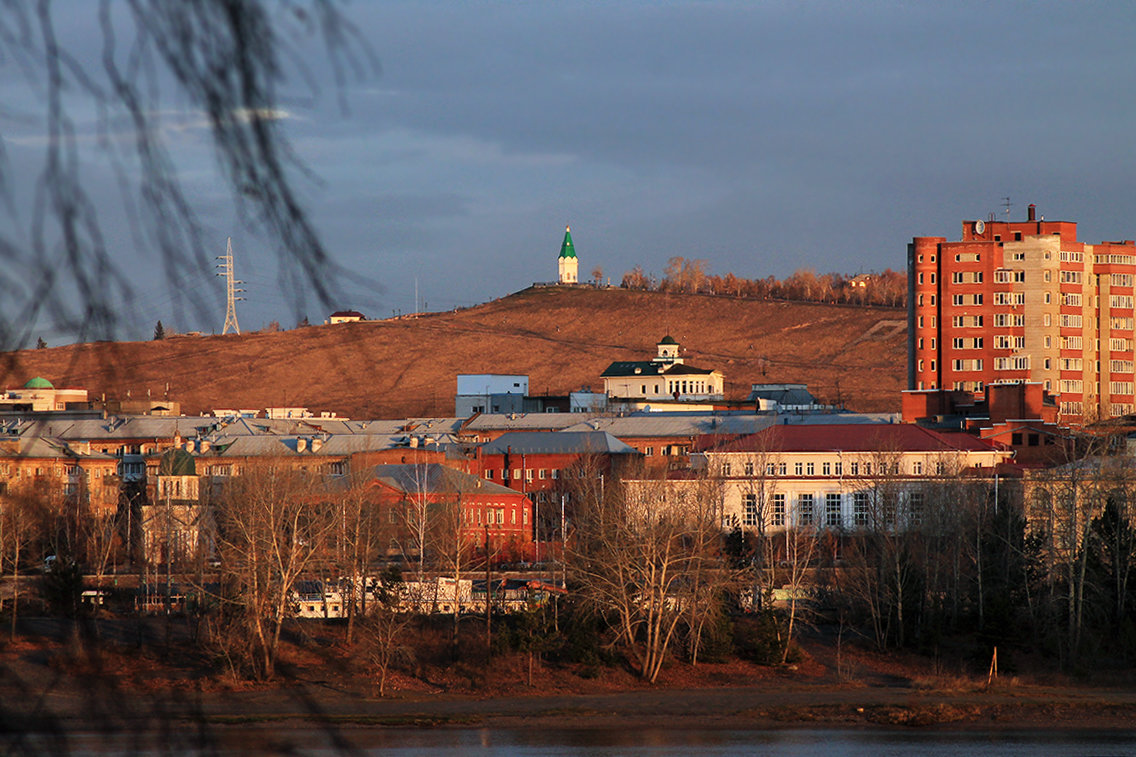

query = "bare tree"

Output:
[[213, 463, 333, 679], [0, 2, 374, 348], [0, 482, 42, 640], [570, 472, 728, 683]]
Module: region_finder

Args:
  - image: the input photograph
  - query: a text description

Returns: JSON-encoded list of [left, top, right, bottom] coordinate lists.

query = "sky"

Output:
[[4, 1, 1136, 343]]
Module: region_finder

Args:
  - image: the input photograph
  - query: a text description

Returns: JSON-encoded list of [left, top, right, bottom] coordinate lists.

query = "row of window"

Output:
[[993, 335, 1024, 350], [486, 468, 561, 481], [740, 491, 924, 529], [462, 506, 527, 527], [994, 269, 1026, 284], [1097, 254, 1136, 265], [721, 459, 951, 478], [993, 292, 1026, 306], [994, 356, 1031, 371]]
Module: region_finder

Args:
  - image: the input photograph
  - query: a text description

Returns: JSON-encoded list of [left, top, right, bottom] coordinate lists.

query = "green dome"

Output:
[[24, 377, 54, 389], [658, 335, 677, 345]]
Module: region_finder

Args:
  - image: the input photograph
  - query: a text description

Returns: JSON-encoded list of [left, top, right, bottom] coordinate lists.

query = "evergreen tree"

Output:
[[35, 337, 46, 349], [153, 321, 165, 340]]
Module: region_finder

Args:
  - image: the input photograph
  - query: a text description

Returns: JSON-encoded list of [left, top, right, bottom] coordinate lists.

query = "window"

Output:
[[834, 462, 842, 476], [853, 491, 869, 527], [825, 493, 842, 527], [766, 463, 777, 476], [1060, 270, 1082, 284], [778, 462, 787, 476], [805, 463, 815, 476], [821, 462, 831, 476], [743, 461, 755, 476], [908, 491, 924, 526], [952, 294, 964, 306], [1111, 295, 1135, 309], [772, 493, 786, 527], [794, 462, 803, 476], [850, 462, 859, 475], [952, 271, 964, 284], [798, 494, 815, 526], [721, 462, 731, 476], [743, 494, 758, 527], [1063, 293, 1082, 307], [912, 460, 923, 475]]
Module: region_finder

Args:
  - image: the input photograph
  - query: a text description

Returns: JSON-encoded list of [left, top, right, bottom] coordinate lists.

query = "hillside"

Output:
[[0, 287, 907, 418]]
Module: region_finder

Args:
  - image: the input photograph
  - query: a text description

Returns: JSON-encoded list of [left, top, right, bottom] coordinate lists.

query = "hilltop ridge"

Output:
[[0, 287, 907, 418]]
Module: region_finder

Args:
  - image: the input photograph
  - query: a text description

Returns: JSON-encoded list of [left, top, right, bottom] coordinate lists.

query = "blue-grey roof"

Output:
[[371, 463, 517, 496], [480, 431, 638, 455]]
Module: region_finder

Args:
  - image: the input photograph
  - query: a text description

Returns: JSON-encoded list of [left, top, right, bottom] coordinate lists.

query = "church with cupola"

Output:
[[557, 225, 578, 284], [600, 336, 726, 408]]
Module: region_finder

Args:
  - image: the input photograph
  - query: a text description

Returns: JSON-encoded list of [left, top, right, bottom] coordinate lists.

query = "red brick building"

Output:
[[369, 463, 534, 561], [910, 205, 1136, 425]]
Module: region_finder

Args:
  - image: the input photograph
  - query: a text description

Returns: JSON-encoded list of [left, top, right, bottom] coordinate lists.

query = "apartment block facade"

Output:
[[909, 205, 1136, 425]]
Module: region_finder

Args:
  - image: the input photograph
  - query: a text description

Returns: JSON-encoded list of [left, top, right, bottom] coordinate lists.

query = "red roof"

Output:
[[707, 423, 1005, 454]]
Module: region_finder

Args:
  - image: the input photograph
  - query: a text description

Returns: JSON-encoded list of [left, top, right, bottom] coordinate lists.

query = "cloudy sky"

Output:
[[4, 1, 1136, 342]]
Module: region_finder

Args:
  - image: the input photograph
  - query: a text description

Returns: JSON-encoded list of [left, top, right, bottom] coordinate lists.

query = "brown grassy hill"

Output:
[[0, 287, 907, 418]]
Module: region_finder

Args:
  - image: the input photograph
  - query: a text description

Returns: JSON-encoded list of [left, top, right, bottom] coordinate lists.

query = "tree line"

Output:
[[2, 444, 1135, 686], [620, 256, 907, 307]]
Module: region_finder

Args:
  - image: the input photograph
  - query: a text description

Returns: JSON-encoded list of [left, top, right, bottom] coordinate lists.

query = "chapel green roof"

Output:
[[24, 377, 54, 389], [558, 225, 576, 259]]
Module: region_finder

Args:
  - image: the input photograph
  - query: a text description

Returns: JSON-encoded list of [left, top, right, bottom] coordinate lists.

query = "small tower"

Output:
[[558, 225, 578, 284], [654, 335, 683, 365]]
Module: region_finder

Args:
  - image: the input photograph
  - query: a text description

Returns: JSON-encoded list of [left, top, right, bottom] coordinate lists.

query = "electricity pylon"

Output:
[[216, 237, 244, 335]]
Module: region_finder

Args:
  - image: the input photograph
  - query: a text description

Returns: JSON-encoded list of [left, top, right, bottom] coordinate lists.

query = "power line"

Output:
[[216, 237, 245, 335]]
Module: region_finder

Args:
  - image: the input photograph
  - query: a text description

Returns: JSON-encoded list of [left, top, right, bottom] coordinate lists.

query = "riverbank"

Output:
[[2, 619, 1135, 743]]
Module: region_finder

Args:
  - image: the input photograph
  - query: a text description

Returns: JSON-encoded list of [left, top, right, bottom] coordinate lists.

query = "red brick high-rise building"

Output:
[[909, 205, 1136, 425]]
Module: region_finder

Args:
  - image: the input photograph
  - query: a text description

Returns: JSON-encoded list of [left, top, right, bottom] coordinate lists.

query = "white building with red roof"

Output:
[[689, 423, 1013, 532]]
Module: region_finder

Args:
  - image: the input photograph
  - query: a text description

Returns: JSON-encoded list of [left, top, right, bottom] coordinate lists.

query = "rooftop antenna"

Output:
[[216, 237, 245, 335], [1002, 196, 1013, 220]]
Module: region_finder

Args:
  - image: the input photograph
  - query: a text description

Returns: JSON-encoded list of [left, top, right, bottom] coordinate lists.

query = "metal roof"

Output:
[[371, 463, 518, 497], [480, 431, 639, 455]]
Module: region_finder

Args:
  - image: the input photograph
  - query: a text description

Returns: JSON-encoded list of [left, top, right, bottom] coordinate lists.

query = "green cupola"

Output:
[[559, 225, 576, 259], [557, 224, 579, 284]]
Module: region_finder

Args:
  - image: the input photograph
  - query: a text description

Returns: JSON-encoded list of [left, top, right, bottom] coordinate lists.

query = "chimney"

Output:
[[1028, 204, 1036, 222]]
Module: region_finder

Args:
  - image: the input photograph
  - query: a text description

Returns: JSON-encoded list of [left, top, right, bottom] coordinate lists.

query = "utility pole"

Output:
[[485, 524, 491, 657], [216, 237, 244, 335]]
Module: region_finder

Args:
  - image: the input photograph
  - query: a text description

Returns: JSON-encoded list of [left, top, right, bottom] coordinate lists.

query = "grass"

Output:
[[2, 288, 906, 418]]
